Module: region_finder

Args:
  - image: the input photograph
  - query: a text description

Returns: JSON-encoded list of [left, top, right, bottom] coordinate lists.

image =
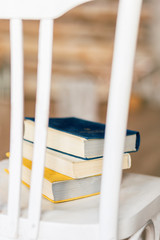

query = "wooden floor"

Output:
[[100, 102, 160, 177], [0, 99, 160, 177], [127, 104, 160, 177]]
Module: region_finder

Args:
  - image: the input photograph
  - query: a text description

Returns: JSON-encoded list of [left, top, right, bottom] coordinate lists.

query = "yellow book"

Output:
[[6, 153, 100, 203]]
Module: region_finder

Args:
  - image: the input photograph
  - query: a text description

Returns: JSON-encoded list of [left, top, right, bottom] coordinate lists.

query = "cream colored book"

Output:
[[22, 140, 131, 179]]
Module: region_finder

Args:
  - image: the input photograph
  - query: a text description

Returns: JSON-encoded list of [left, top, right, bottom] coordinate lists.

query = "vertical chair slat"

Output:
[[7, 19, 24, 238], [99, 0, 142, 240], [28, 19, 53, 240]]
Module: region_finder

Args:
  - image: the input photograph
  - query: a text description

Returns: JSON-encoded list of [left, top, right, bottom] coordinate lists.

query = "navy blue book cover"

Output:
[[25, 117, 140, 152]]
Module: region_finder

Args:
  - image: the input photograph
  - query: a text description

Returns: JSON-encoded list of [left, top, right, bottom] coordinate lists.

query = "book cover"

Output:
[[25, 117, 140, 147], [24, 117, 140, 158]]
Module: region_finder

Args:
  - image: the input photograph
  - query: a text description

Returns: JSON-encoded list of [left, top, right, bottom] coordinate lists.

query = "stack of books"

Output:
[[8, 117, 140, 203]]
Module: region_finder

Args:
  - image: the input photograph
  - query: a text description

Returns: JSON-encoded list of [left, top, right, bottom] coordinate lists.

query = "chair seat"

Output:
[[0, 159, 160, 240]]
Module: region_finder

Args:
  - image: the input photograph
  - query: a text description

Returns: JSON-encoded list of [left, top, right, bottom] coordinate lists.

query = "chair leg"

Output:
[[129, 220, 155, 240], [152, 212, 160, 240]]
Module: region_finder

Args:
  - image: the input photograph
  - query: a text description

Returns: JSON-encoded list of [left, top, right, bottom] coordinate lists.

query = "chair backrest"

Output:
[[99, 0, 142, 239], [6, 1, 91, 239], [0, 0, 142, 240]]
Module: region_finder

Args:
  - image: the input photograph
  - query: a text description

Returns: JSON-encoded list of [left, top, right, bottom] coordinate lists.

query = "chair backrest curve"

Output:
[[0, 0, 91, 19], [5, 0, 91, 239]]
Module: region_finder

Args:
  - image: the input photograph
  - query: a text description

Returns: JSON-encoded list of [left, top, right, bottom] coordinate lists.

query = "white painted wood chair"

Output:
[[0, 0, 160, 239]]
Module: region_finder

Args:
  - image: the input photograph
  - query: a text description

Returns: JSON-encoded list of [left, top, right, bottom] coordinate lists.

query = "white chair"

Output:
[[0, 0, 160, 239]]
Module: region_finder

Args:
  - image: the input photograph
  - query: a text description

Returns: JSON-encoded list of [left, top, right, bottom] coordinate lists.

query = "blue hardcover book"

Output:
[[24, 117, 140, 158]]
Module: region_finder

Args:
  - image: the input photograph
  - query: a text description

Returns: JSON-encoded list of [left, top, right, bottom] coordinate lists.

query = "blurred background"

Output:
[[0, 0, 160, 176]]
